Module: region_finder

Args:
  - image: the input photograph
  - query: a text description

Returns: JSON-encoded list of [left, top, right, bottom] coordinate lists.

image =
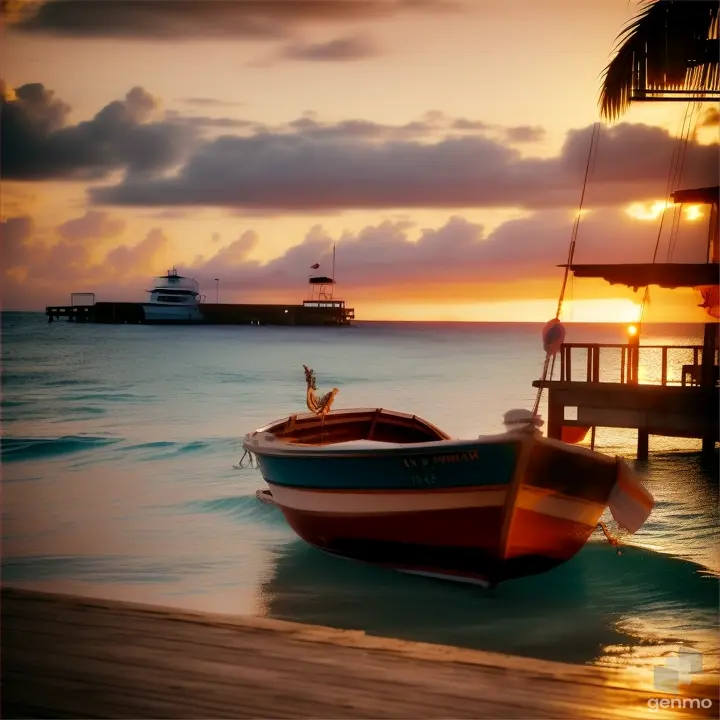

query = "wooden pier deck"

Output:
[[2, 588, 717, 719]]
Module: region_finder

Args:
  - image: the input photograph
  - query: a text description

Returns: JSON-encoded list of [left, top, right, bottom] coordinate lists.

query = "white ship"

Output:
[[142, 267, 203, 323]]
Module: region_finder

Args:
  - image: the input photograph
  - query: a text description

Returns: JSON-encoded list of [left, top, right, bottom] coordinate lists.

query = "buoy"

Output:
[[542, 318, 566, 356], [503, 408, 544, 432]]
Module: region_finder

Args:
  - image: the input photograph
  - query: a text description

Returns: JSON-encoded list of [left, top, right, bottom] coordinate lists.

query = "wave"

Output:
[[1, 435, 119, 461], [181, 494, 287, 527], [121, 438, 237, 461], [1, 554, 219, 584], [57, 392, 145, 403]]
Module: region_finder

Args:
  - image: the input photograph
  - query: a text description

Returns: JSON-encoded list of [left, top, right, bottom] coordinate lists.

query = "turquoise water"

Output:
[[2, 312, 717, 672]]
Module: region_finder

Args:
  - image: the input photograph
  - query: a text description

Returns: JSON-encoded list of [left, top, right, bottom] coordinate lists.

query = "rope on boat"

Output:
[[532, 122, 600, 418], [596, 521, 622, 556], [234, 449, 258, 470], [636, 101, 701, 329]]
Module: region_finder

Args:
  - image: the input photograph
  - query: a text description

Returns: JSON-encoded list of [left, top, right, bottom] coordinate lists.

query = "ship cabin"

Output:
[[147, 267, 200, 306]]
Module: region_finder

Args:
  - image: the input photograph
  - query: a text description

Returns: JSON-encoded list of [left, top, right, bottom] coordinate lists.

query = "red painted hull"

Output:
[[268, 483, 607, 585]]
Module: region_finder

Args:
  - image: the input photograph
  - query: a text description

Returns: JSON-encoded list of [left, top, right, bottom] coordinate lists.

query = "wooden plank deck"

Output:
[[1, 587, 717, 719]]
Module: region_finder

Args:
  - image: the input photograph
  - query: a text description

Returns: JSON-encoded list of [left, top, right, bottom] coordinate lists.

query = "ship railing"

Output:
[[558, 343, 718, 387], [153, 277, 199, 292]]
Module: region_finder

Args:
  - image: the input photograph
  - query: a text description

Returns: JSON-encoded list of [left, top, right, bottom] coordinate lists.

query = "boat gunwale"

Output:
[[242, 408, 618, 464]]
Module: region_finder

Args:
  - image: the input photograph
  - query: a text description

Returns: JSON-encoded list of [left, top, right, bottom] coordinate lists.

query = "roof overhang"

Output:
[[564, 263, 719, 289], [670, 186, 719, 206]]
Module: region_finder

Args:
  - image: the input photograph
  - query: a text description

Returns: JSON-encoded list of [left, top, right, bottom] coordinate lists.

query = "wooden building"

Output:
[[534, 185, 719, 459]]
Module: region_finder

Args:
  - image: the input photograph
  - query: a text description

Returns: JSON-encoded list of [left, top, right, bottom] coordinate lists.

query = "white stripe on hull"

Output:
[[266, 483, 507, 515], [516, 486, 607, 527]]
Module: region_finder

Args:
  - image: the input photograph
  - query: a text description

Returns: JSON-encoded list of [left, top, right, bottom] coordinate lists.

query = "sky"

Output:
[[1, 0, 718, 322]]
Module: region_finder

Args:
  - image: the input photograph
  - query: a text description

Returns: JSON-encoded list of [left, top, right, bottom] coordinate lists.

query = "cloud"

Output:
[[105, 228, 169, 277], [89, 120, 719, 212], [1, 212, 170, 308], [177, 98, 247, 108], [4, 205, 709, 311], [1, 83, 194, 181], [278, 35, 381, 62], [698, 106, 719, 129], [183, 208, 709, 302], [504, 125, 546, 143], [8, 0, 462, 40], [164, 110, 257, 131], [57, 211, 126, 242]]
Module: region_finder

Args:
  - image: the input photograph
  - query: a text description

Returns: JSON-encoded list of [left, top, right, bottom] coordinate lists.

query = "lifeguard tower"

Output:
[[301, 245, 355, 324]]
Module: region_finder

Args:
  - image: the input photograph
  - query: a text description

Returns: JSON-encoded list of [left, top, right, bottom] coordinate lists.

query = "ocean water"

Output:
[[1, 312, 718, 673]]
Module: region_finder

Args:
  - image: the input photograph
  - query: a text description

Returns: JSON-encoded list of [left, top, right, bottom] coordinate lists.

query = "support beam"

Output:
[[637, 430, 649, 461], [701, 322, 718, 388], [701, 436, 717, 455]]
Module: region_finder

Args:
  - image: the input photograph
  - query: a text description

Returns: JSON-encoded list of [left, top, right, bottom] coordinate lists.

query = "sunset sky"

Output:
[[2, 0, 718, 321]]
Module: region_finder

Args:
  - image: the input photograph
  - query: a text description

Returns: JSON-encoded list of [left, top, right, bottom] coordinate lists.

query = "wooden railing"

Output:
[[558, 343, 717, 386]]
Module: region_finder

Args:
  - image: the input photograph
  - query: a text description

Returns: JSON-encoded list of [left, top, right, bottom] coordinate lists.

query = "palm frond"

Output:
[[599, 0, 720, 121]]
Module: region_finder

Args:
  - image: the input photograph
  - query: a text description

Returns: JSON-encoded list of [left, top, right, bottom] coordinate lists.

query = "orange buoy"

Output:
[[561, 425, 590, 444]]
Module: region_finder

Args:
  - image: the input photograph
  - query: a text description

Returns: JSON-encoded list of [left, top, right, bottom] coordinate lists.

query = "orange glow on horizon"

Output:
[[355, 298, 644, 323], [627, 324, 638, 336]]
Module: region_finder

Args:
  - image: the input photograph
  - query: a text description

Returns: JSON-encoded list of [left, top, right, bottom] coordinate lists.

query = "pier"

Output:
[[537, 185, 719, 459], [533, 339, 719, 459], [2, 587, 717, 719], [45, 300, 354, 326]]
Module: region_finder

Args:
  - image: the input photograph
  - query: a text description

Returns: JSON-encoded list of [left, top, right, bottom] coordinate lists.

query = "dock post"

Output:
[[701, 435, 717, 455], [637, 429, 649, 461]]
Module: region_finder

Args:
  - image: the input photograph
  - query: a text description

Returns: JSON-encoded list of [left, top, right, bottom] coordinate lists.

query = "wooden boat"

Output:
[[241, 365, 654, 588]]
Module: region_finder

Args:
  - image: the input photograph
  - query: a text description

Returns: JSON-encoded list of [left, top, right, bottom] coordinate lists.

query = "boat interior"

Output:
[[260, 408, 451, 446]]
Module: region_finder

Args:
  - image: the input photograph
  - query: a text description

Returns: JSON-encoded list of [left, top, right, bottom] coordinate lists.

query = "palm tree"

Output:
[[599, 0, 719, 121]]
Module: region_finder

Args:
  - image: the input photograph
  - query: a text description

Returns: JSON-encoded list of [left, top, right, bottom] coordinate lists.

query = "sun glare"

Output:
[[626, 201, 705, 223], [562, 299, 642, 323], [625, 201, 670, 221], [684, 205, 704, 222]]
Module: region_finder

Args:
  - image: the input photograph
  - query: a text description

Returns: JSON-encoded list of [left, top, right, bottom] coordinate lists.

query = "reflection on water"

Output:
[[1, 313, 717, 672], [258, 536, 718, 670]]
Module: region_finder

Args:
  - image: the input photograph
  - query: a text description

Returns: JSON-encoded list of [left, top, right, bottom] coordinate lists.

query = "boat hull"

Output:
[[141, 304, 203, 324], [247, 426, 618, 586]]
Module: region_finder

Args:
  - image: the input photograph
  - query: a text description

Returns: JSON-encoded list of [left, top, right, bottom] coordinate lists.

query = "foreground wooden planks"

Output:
[[2, 587, 717, 719]]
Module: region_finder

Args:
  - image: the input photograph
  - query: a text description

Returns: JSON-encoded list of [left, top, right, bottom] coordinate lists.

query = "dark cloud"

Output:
[[451, 118, 491, 131], [279, 34, 380, 62], [504, 125, 546, 143], [9, 0, 463, 40], [164, 111, 257, 130], [89, 120, 719, 212], [1, 84, 194, 180]]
